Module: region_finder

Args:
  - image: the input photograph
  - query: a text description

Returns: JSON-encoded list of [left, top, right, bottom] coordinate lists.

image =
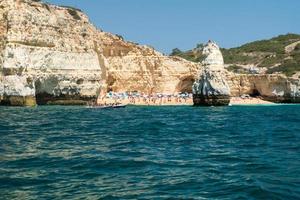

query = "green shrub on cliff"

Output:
[[170, 48, 182, 56], [266, 60, 300, 76], [227, 65, 249, 74]]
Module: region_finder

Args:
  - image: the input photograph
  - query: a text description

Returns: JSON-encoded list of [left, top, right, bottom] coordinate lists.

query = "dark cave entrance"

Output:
[[250, 89, 261, 97], [106, 74, 116, 92]]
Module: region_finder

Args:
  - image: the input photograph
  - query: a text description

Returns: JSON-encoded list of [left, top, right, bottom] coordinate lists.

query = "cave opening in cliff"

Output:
[[34, 80, 45, 105], [250, 89, 261, 97], [107, 74, 116, 92], [177, 77, 195, 93], [34, 78, 60, 105]]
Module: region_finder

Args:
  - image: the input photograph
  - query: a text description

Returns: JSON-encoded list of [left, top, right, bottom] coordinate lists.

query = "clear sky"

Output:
[[47, 0, 300, 54]]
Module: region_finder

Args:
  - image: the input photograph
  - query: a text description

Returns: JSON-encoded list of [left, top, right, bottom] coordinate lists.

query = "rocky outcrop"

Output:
[[193, 41, 231, 106], [0, 75, 36, 106], [0, 0, 105, 106], [193, 41, 300, 104]]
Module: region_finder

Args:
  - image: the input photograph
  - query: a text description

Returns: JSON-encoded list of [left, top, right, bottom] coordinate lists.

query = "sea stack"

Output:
[[193, 41, 231, 106]]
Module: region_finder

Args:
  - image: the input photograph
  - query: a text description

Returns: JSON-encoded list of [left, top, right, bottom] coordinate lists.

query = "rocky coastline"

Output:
[[0, 0, 299, 106]]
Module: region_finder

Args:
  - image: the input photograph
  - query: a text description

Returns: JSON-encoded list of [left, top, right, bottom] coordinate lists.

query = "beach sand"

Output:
[[230, 97, 274, 105], [100, 97, 274, 106]]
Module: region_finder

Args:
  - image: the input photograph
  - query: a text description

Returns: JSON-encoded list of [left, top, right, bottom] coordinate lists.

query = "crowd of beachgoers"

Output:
[[96, 92, 274, 106], [98, 92, 193, 106]]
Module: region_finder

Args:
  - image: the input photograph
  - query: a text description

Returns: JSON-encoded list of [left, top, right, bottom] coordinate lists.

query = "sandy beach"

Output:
[[229, 97, 275, 105], [99, 96, 274, 106]]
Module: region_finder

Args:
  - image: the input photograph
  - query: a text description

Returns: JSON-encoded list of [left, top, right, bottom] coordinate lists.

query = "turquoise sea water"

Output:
[[0, 105, 300, 199]]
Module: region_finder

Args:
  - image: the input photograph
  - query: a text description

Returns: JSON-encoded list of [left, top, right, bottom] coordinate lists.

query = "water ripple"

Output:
[[0, 105, 300, 199]]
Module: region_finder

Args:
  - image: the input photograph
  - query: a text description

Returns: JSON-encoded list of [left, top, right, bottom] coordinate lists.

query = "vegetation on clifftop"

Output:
[[171, 34, 300, 76]]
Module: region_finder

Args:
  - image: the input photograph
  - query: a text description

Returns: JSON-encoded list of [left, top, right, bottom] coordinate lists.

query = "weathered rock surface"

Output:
[[202, 41, 224, 68], [0, 0, 104, 106], [99, 33, 200, 94], [1, 75, 36, 106], [193, 41, 231, 106]]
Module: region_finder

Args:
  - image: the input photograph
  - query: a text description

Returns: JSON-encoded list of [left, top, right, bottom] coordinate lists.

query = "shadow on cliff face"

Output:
[[106, 74, 116, 92], [176, 76, 195, 93], [34, 78, 93, 105], [250, 89, 261, 97]]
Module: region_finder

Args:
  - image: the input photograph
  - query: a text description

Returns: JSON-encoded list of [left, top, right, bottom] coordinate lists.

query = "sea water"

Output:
[[0, 105, 300, 199]]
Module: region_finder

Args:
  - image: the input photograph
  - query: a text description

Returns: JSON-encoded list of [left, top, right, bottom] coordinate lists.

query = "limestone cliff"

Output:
[[0, 0, 200, 106], [228, 74, 300, 103], [0, 0, 104, 105], [98, 32, 200, 94]]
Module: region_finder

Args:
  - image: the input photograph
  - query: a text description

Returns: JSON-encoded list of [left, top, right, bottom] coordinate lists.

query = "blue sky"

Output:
[[47, 0, 300, 53]]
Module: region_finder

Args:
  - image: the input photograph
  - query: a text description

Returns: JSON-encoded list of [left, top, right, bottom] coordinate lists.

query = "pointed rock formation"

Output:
[[193, 41, 231, 106]]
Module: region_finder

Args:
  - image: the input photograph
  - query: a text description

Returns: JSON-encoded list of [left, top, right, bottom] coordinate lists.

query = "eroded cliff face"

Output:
[[0, 0, 104, 105], [99, 33, 200, 94], [228, 74, 300, 103], [0, 0, 200, 106]]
